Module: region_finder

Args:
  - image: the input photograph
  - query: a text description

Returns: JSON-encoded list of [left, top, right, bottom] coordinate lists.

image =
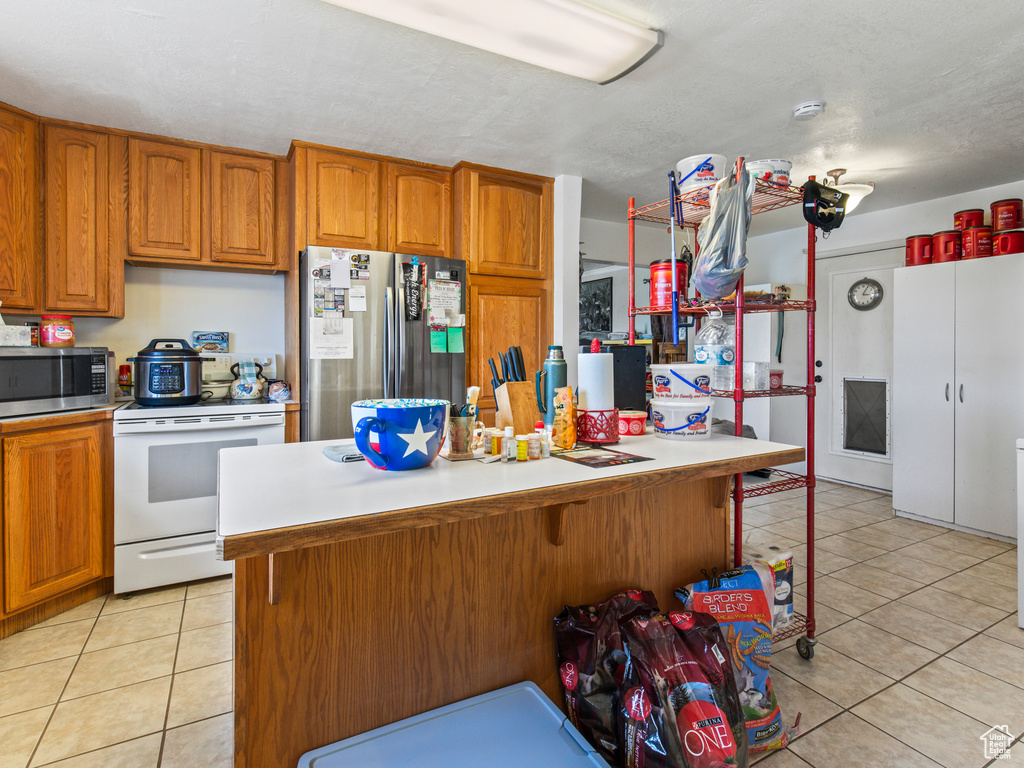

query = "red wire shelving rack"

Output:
[[626, 167, 819, 658]]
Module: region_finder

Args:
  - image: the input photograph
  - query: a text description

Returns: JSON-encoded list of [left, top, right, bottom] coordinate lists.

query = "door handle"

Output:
[[945, 383, 949, 401], [959, 384, 964, 403], [384, 287, 393, 399]]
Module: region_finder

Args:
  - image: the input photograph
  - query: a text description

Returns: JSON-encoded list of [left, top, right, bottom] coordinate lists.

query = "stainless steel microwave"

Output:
[[0, 347, 110, 418]]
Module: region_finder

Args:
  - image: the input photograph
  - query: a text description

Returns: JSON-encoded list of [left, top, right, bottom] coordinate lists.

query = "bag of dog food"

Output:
[[555, 590, 659, 764], [675, 564, 787, 754], [620, 613, 748, 768]]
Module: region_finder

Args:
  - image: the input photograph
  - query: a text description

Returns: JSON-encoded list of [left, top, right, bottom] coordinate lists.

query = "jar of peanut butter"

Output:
[[40, 315, 75, 347]]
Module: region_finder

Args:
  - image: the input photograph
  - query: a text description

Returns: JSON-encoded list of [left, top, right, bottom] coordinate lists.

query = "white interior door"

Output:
[[953, 254, 1024, 538], [892, 262, 955, 522], [814, 247, 903, 489]]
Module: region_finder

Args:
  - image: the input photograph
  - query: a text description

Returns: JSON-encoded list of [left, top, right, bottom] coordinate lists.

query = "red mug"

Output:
[[961, 226, 992, 259], [991, 199, 1023, 232], [992, 229, 1024, 256], [905, 235, 932, 266], [953, 209, 984, 231], [932, 230, 961, 262]]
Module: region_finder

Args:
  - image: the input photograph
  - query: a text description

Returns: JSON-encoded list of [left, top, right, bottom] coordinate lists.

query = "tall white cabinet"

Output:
[[893, 254, 1023, 539]]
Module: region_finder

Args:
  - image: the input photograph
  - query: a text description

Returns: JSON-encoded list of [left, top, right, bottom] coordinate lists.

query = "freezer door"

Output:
[[393, 254, 466, 405], [301, 247, 394, 441]]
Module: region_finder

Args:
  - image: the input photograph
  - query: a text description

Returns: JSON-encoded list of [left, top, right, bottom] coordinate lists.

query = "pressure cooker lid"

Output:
[[134, 338, 202, 361]]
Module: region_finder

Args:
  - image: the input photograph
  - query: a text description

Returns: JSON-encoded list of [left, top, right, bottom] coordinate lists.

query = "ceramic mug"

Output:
[[351, 398, 450, 470]]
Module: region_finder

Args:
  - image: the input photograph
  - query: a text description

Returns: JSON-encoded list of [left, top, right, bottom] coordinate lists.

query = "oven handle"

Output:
[[113, 413, 285, 435]]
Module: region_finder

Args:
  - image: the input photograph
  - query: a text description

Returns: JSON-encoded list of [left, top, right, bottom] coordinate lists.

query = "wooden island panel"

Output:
[[234, 475, 730, 768]]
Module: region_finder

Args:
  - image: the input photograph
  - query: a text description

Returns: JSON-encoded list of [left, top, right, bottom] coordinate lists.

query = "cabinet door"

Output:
[[953, 255, 1024, 537], [209, 150, 276, 266], [128, 138, 202, 260], [456, 167, 551, 279], [386, 163, 451, 257], [468, 275, 552, 422], [892, 263, 955, 523], [0, 107, 41, 311], [306, 149, 380, 249], [44, 126, 112, 313], [3, 423, 105, 613]]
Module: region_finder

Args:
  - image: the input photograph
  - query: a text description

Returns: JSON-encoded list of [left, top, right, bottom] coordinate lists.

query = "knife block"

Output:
[[494, 382, 542, 435]]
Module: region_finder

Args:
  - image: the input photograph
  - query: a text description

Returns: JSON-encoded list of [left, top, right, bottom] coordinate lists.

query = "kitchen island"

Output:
[[217, 433, 803, 768]]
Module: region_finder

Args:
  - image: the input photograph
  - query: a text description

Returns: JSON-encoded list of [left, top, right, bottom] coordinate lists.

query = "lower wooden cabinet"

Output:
[[467, 275, 552, 423], [2, 422, 107, 615]]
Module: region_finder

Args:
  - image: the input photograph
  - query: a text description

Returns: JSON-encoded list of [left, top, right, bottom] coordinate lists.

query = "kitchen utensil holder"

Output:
[[494, 381, 542, 435], [576, 408, 620, 444]]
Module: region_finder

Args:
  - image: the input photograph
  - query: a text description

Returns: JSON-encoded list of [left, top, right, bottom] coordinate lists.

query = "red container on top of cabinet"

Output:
[[991, 199, 1023, 232], [954, 209, 984, 231], [992, 229, 1024, 256], [932, 230, 961, 263], [905, 234, 933, 266], [961, 226, 993, 259]]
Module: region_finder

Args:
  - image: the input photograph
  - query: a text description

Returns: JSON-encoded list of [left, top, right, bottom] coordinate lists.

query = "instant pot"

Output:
[[131, 339, 204, 406]]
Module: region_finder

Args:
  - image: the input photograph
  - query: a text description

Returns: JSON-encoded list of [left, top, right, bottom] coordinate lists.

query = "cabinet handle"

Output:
[[959, 384, 964, 403], [945, 383, 949, 401]]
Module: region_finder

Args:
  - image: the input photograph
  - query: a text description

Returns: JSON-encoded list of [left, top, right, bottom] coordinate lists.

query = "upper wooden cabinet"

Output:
[[129, 138, 202, 261], [209, 151, 276, 266], [2, 422, 106, 614], [386, 163, 452, 257], [454, 164, 552, 279], [44, 125, 124, 316], [0, 106, 42, 312], [305, 148, 381, 249]]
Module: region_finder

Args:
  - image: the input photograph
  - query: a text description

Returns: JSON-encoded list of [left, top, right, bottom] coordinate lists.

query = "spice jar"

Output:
[[40, 315, 75, 347]]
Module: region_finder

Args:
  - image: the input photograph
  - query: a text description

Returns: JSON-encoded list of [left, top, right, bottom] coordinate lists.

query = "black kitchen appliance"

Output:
[[131, 339, 204, 406], [609, 344, 648, 411]]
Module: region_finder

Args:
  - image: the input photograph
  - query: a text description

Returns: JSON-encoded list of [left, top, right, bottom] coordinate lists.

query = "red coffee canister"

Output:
[[961, 226, 993, 259], [953, 209, 984, 231], [905, 234, 932, 266], [932, 230, 961, 262], [648, 259, 688, 309], [992, 229, 1024, 256], [991, 199, 1023, 232]]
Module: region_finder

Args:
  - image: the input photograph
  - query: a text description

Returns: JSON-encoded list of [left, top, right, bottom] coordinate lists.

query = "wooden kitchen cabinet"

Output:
[[128, 137, 202, 261], [0, 105, 42, 312], [209, 150, 277, 267], [305, 148, 381, 249], [2, 422, 106, 615], [454, 163, 552, 280], [386, 162, 452, 257], [468, 274, 552, 422], [44, 125, 124, 316]]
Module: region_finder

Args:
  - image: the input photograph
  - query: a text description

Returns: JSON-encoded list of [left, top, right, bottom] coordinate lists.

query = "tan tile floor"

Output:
[[0, 481, 1020, 767]]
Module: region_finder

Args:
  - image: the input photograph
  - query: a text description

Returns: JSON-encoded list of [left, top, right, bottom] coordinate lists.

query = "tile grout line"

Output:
[[157, 585, 190, 768]]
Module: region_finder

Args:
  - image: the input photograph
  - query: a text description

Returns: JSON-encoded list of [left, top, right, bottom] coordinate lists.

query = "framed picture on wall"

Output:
[[580, 277, 612, 333]]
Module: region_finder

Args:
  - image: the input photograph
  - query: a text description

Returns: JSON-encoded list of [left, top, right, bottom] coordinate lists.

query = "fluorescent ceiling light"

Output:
[[320, 0, 663, 84]]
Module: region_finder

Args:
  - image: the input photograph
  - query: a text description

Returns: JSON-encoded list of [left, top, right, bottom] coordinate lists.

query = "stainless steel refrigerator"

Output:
[[300, 246, 467, 441]]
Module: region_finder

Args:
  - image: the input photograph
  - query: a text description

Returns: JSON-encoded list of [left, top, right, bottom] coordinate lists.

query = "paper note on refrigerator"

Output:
[[330, 251, 352, 289], [426, 280, 461, 326], [310, 316, 354, 359], [349, 285, 367, 312]]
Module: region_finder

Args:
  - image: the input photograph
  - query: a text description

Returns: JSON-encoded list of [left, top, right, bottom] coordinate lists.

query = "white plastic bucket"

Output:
[[676, 154, 728, 193], [747, 159, 792, 187], [651, 399, 712, 440], [650, 364, 712, 401]]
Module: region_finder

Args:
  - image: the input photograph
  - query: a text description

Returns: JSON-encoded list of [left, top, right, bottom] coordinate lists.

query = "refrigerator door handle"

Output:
[[384, 286, 393, 399], [395, 258, 406, 398]]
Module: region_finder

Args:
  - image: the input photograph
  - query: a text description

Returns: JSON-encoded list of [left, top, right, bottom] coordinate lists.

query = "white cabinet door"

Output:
[[892, 263, 955, 523], [953, 254, 1024, 537]]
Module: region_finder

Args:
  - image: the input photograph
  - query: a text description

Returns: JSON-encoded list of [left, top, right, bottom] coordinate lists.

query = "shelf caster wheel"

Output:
[[796, 636, 815, 660]]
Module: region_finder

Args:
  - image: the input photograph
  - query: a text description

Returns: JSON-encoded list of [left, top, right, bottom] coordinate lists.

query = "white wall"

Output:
[[73, 265, 286, 370], [553, 175, 583, 385]]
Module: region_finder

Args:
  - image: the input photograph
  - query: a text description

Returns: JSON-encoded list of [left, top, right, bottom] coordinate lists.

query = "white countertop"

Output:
[[216, 433, 802, 556]]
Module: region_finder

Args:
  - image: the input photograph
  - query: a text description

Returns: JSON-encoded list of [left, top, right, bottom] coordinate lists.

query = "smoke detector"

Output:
[[793, 101, 826, 120]]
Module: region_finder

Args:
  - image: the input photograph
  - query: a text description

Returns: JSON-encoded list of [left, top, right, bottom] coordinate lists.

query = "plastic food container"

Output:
[[40, 315, 75, 347], [747, 159, 792, 187], [675, 154, 727, 194], [932, 230, 961, 263], [993, 229, 1024, 256], [769, 369, 784, 390], [961, 226, 993, 259], [651, 400, 711, 440], [991, 199, 1023, 232], [648, 259, 687, 309], [617, 410, 648, 435], [953, 208, 984, 231], [649, 364, 712, 400], [711, 361, 770, 392], [905, 234, 933, 266]]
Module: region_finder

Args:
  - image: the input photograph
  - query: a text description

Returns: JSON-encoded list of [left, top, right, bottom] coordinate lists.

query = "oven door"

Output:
[[114, 414, 285, 545]]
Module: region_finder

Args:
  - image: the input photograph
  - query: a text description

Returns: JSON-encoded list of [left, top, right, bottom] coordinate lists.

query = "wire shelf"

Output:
[[629, 178, 803, 227], [711, 386, 812, 399], [740, 469, 812, 499], [773, 612, 814, 643], [629, 300, 814, 317]]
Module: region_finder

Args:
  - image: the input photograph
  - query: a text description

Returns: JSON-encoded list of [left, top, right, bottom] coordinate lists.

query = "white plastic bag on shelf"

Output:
[[692, 165, 755, 299]]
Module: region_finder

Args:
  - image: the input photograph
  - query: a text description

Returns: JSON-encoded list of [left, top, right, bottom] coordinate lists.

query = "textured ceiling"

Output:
[[3, 0, 1023, 233]]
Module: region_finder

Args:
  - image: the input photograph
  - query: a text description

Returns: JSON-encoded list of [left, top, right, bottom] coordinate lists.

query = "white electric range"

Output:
[[112, 398, 286, 593]]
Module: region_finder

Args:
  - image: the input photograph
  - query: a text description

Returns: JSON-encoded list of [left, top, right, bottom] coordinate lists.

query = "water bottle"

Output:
[[693, 317, 735, 366]]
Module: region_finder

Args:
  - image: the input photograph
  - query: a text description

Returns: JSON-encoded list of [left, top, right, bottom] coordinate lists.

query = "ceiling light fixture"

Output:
[[824, 168, 875, 212], [319, 0, 663, 84]]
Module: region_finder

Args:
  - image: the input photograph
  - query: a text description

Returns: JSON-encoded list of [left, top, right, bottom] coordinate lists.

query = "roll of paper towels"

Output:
[[577, 352, 615, 411]]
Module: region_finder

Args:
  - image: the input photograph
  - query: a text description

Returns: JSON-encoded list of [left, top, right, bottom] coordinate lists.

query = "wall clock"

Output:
[[848, 277, 883, 311]]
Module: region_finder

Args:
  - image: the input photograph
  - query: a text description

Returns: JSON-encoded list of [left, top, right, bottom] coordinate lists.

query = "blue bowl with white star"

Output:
[[351, 398, 450, 471]]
